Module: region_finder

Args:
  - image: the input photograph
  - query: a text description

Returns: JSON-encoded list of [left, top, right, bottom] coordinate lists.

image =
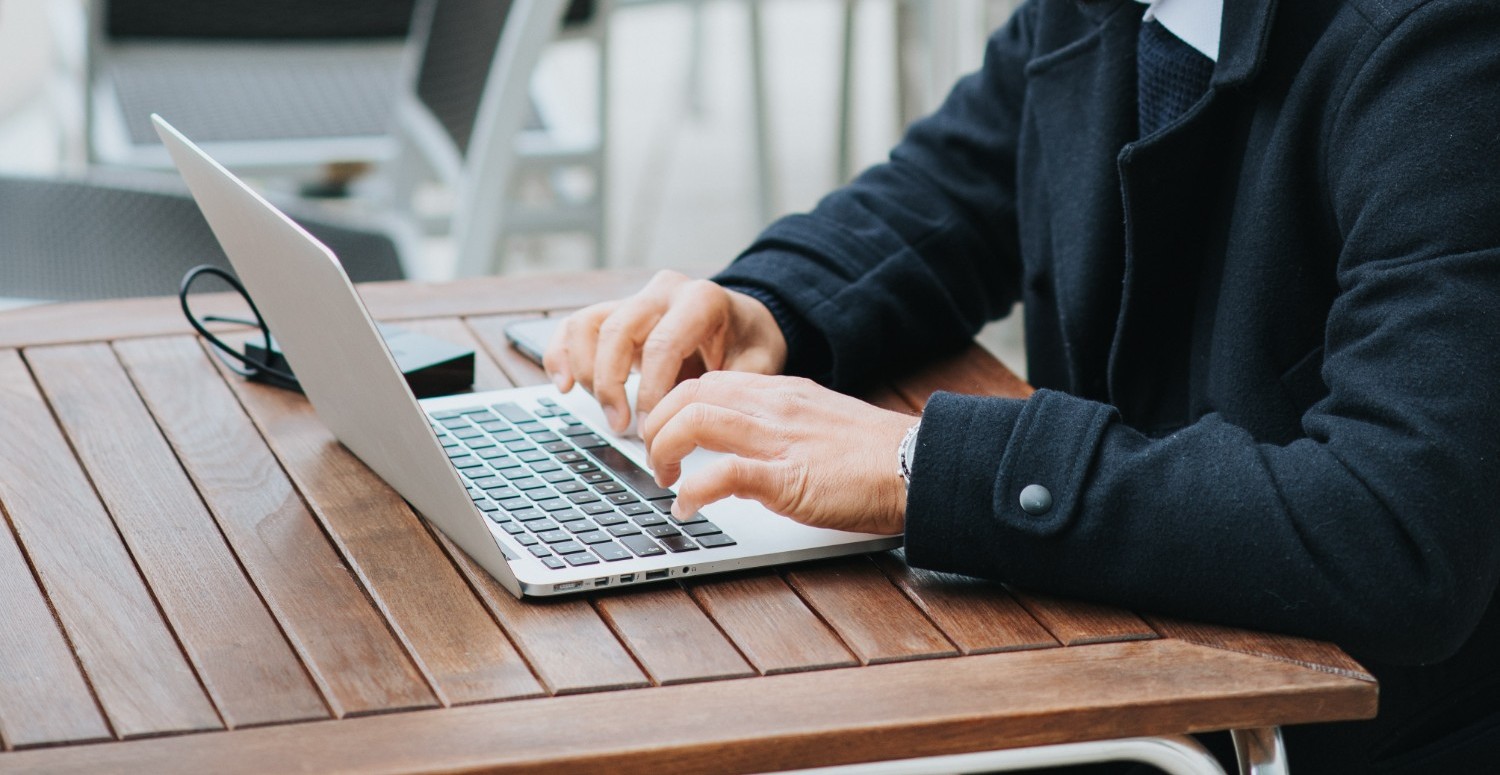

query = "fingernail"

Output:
[[550, 371, 567, 391], [604, 404, 621, 430], [671, 501, 687, 520]]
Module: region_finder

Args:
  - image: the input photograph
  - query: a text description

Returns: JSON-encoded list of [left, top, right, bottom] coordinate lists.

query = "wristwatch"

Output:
[[897, 420, 921, 488]]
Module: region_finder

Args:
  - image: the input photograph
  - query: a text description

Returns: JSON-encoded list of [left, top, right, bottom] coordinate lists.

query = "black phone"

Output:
[[503, 317, 563, 367]]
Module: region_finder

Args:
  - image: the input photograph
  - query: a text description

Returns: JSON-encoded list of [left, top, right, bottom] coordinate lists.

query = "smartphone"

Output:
[[503, 317, 563, 367]]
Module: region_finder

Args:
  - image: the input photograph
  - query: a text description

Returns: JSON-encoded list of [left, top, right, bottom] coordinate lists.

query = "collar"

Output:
[[1135, 0, 1223, 61], [1211, 0, 1279, 87]]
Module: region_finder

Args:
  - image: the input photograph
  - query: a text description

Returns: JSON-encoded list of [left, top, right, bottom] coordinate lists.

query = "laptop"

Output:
[[153, 115, 901, 598]]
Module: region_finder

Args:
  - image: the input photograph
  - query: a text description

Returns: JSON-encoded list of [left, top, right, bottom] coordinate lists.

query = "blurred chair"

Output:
[[391, 0, 605, 276], [0, 175, 403, 305], [85, 0, 416, 175]]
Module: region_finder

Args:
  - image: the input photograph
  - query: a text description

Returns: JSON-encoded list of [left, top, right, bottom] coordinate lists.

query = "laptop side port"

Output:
[[618, 574, 636, 583], [645, 569, 670, 581], [594, 578, 609, 587], [554, 581, 583, 592]]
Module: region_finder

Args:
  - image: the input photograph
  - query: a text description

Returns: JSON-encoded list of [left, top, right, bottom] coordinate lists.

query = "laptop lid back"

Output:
[[152, 114, 521, 596]]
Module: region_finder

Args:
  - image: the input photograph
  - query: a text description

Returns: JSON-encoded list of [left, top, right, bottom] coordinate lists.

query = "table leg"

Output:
[[771, 735, 1228, 775], [1231, 727, 1289, 775]]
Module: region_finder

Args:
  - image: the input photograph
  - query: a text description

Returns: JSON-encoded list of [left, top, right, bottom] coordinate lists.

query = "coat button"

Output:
[[1019, 484, 1053, 515]]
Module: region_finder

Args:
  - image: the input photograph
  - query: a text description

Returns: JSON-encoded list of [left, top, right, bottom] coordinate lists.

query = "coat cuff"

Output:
[[904, 389, 1116, 579]]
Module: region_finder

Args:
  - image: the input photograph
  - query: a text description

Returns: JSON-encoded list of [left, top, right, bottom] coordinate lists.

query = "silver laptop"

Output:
[[154, 115, 900, 598]]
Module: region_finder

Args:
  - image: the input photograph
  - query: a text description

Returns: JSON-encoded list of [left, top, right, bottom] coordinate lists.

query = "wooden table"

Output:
[[0, 270, 1376, 773]]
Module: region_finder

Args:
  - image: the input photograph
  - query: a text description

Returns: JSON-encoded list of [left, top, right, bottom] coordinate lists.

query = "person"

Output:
[[544, 0, 1500, 770]]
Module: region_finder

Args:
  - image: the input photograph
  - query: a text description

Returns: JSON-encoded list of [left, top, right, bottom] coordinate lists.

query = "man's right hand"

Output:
[[542, 270, 789, 435]]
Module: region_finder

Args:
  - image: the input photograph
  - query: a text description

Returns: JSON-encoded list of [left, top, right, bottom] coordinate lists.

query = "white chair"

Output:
[[392, 0, 608, 276]]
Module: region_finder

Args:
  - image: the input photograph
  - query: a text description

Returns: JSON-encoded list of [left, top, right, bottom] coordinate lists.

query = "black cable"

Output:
[[178, 265, 300, 387]]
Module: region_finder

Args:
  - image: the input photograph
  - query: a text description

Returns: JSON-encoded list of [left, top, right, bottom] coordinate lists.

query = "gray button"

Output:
[[1019, 484, 1053, 515]]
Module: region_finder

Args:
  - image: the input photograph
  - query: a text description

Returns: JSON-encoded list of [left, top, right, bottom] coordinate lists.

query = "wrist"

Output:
[[727, 289, 789, 374]]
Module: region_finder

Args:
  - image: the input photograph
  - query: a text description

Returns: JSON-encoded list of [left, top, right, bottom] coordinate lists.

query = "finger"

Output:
[[592, 298, 666, 432], [636, 285, 728, 420], [542, 315, 578, 392], [641, 370, 788, 449], [562, 304, 614, 397], [673, 457, 784, 519], [648, 403, 773, 487]]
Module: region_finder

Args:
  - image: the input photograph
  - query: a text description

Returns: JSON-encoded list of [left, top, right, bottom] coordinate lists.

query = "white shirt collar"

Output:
[[1135, 0, 1223, 62]]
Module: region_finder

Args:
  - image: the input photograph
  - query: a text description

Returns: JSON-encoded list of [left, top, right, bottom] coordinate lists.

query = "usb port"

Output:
[[645, 569, 670, 581], [593, 578, 609, 587], [618, 574, 635, 583]]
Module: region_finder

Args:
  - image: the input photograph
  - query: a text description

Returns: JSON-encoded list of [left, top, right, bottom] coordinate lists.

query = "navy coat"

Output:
[[717, 0, 1500, 769]]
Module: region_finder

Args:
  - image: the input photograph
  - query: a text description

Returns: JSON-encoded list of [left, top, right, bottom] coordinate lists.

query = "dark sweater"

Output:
[[716, 0, 1500, 770]]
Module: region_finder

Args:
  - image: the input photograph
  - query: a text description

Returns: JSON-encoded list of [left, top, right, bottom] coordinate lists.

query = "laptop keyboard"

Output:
[[428, 397, 737, 571]]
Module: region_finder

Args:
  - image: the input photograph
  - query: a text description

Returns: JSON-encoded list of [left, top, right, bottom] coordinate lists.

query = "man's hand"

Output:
[[543, 270, 788, 434], [642, 371, 916, 535]]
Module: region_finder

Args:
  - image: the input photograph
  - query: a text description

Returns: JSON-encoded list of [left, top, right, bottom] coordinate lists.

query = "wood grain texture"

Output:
[[214, 344, 543, 707], [784, 558, 958, 664], [0, 349, 221, 738], [0, 492, 111, 749], [0, 270, 660, 349], [464, 314, 554, 387], [430, 529, 649, 695], [26, 343, 328, 729], [1147, 616, 1374, 681], [687, 572, 859, 675], [2, 640, 1378, 775], [1009, 589, 1159, 646], [892, 342, 1034, 407], [115, 337, 438, 718], [592, 586, 758, 685], [872, 551, 1058, 655]]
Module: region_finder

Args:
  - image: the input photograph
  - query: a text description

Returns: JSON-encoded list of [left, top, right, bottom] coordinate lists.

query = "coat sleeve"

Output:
[[906, 0, 1500, 666], [713, 3, 1034, 391]]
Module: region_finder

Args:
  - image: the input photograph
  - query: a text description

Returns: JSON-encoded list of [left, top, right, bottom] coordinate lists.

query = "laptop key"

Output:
[[593, 542, 632, 562], [453, 428, 483, 440], [564, 552, 600, 567], [463, 468, 497, 480], [476, 500, 500, 513], [544, 441, 575, 454], [516, 421, 547, 435], [593, 481, 625, 494], [659, 535, 699, 553], [531, 431, 561, 443], [430, 409, 464, 420], [580, 502, 616, 516], [554, 450, 585, 463], [571, 434, 608, 449], [510, 508, 546, 522], [681, 521, 722, 537], [535, 499, 572, 513], [575, 531, 613, 545], [517, 450, 548, 463], [560, 425, 595, 438], [697, 533, 737, 548], [492, 402, 534, 423], [645, 524, 681, 539], [528, 545, 552, 558], [568, 492, 601, 505], [450, 456, 483, 469], [567, 461, 599, 473], [466, 438, 496, 450], [541, 556, 566, 570], [500, 522, 526, 535], [592, 513, 628, 526], [445, 447, 468, 458], [619, 534, 667, 558], [606, 492, 640, 506], [607, 523, 641, 537], [511, 477, 546, 491], [480, 449, 514, 463], [618, 502, 654, 516], [530, 460, 561, 474], [580, 471, 611, 485], [552, 540, 587, 555], [582, 446, 674, 500], [440, 418, 470, 429], [632, 513, 668, 527], [550, 508, 584, 522], [497, 497, 531, 511], [493, 430, 524, 443], [554, 480, 586, 494], [504, 441, 535, 453], [563, 519, 598, 534], [526, 520, 561, 534], [541, 469, 573, 483], [513, 533, 539, 546], [537, 530, 571, 544], [479, 421, 509, 433]]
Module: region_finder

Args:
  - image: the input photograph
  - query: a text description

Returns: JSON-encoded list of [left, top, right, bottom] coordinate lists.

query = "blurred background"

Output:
[[0, 0, 1024, 368]]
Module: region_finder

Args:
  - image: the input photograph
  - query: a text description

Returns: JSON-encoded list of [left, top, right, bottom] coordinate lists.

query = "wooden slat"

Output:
[[0, 270, 660, 349], [784, 558, 958, 664], [687, 572, 859, 675], [1, 640, 1378, 775], [26, 344, 328, 729], [0, 497, 111, 749], [1147, 616, 1374, 681], [592, 586, 758, 685], [213, 345, 543, 706], [0, 349, 221, 738], [423, 317, 755, 688], [114, 337, 438, 717], [872, 552, 1058, 655], [893, 342, 1035, 407], [1009, 589, 1159, 646], [464, 314, 554, 387], [393, 319, 650, 695]]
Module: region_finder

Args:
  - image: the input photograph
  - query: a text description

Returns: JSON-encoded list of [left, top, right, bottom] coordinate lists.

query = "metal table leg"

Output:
[[1232, 727, 1289, 775], [772, 734, 1229, 775]]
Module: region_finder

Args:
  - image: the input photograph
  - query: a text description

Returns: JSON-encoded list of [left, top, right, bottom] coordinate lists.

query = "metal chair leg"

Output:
[[1232, 727, 1289, 775]]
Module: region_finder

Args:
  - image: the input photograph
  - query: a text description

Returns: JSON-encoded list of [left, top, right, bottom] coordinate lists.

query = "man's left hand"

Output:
[[641, 371, 916, 535]]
